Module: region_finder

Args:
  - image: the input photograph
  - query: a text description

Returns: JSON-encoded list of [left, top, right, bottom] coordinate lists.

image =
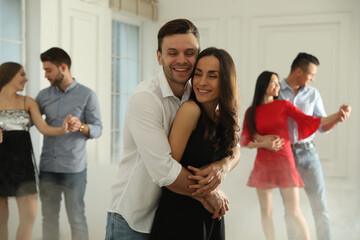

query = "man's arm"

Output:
[[165, 101, 228, 199], [320, 104, 351, 131], [66, 91, 102, 138], [81, 91, 102, 138], [162, 164, 228, 219], [161, 100, 230, 219], [187, 145, 240, 195], [253, 133, 284, 151], [127, 93, 229, 218], [127, 92, 194, 193]]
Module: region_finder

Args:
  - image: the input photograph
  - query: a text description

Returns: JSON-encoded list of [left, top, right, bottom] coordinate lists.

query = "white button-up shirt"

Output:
[[108, 71, 192, 233]]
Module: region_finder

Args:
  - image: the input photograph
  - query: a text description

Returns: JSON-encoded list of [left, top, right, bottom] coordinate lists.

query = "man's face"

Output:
[[298, 62, 318, 87], [156, 33, 199, 86], [42, 61, 64, 87]]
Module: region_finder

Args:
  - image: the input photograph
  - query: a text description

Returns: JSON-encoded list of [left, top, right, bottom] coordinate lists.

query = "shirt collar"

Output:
[[158, 71, 192, 101], [55, 78, 78, 93], [281, 78, 309, 93], [280, 78, 290, 91]]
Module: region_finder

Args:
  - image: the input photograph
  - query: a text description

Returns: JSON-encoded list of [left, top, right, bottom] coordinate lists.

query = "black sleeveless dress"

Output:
[[150, 112, 228, 240], [0, 109, 37, 197]]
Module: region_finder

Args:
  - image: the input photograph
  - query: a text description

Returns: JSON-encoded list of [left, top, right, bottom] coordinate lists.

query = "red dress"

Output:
[[240, 100, 321, 189]]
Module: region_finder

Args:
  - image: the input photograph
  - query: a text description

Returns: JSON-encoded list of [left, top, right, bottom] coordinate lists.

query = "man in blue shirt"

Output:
[[278, 53, 350, 240], [36, 47, 102, 240]]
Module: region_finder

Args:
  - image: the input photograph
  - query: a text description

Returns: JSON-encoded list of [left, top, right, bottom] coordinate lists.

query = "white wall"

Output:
[[8, 0, 360, 239]]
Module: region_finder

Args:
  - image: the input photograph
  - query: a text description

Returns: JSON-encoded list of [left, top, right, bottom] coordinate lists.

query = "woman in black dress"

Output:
[[150, 48, 239, 240], [0, 62, 72, 240]]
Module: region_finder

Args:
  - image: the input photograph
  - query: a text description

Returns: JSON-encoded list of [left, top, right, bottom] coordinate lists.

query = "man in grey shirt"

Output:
[[36, 47, 102, 240]]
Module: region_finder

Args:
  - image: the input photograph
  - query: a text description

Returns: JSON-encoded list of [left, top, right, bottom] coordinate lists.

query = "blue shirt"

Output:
[[279, 79, 327, 144], [36, 79, 102, 173]]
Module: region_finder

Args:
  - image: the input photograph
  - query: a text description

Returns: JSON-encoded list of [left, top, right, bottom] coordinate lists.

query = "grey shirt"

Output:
[[36, 79, 102, 173]]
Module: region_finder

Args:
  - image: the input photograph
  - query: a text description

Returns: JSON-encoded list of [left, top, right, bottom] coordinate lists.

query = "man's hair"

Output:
[[40, 47, 72, 69], [157, 18, 200, 53], [290, 52, 319, 72]]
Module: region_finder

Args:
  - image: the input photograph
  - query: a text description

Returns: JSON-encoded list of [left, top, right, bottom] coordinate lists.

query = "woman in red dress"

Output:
[[240, 71, 344, 240]]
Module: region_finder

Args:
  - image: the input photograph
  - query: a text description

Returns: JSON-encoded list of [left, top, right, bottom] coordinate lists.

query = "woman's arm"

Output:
[[241, 115, 283, 151], [188, 145, 240, 194], [167, 100, 229, 218], [27, 97, 69, 136], [170, 102, 240, 195], [245, 140, 273, 149], [168, 100, 201, 162], [252, 133, 284, 151]]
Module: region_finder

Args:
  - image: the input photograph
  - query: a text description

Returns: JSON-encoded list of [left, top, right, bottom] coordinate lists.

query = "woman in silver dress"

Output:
[[0, 62, 72, 240]]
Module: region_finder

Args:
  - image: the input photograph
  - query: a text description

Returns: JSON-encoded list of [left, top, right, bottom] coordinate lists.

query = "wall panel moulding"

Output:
[[110, 0, 158, 21]]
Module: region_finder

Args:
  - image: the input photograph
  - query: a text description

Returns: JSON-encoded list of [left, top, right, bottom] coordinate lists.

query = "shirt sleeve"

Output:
[[285, 100, 321, 141], [84, 91, 102, 139], [312, 89, 328, 133], [35, 91, 44, 114], [127, 92, 182, 187], [240, 110, 253, 147]]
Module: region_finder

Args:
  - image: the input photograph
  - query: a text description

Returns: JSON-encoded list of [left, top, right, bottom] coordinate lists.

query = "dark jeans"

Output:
[[39, 169, 88, 240]]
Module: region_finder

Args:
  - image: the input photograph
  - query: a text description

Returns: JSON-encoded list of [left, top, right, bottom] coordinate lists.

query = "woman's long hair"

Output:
[[246, 71, 279, 135], [190, 47, 239, 157], [0, 62, 22, 92]]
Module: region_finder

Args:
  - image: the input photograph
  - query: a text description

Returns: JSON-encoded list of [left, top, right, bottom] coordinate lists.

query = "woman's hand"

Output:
[[61, 115, 73, 134]]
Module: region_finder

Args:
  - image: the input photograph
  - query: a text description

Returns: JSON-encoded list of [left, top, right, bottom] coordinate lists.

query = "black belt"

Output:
[[291, 141, 315, 149]]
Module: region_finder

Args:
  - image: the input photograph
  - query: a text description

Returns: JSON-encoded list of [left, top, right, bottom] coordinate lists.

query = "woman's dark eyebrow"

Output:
[[195, 68, 219, 73]]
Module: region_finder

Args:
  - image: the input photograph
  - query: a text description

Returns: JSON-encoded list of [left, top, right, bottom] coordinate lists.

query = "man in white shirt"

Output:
[[105, 19, 240, 240], [259, 53, 351, 240], [279, 53, 350, 240]]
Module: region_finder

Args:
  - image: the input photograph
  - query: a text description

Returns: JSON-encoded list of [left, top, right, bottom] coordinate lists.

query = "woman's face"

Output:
[[265, 74, 280, 97], [9, 67, 28, 91], [192, 55, 220, 107]]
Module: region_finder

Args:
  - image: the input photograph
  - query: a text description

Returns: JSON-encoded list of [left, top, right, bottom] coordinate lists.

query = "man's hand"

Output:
[[67, 115, 82, 132], [338, 104, 351, 122], [194, 188, 229, 220], [254, 134, 284, 152], [0, 128, 3, 143], [205, 188, 229, 220], [321, 104, 351, 131], [188, 161, 227, 195], [261, 135, 284, 151]]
